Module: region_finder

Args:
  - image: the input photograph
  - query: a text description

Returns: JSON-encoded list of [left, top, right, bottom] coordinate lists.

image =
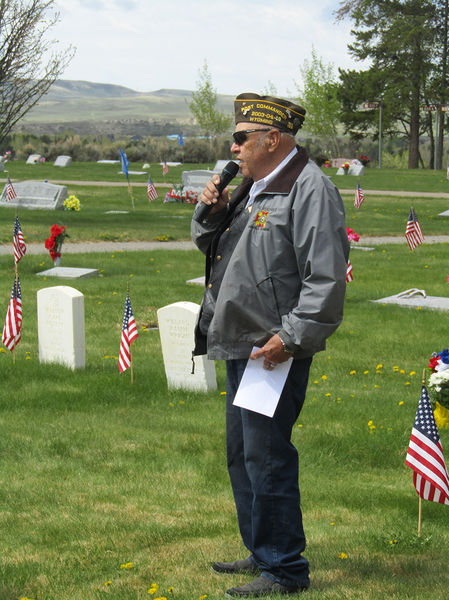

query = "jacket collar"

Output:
[[263, 146, 309, 194]]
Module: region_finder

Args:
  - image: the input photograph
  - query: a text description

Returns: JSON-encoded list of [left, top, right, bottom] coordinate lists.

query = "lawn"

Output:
[[1, 240, 449, 599], [2, 160, 449, 193], [0, 182, 449, 247], [1, 167, 449, 599]]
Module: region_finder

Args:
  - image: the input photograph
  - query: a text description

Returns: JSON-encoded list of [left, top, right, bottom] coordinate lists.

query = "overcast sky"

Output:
[[52, 0, 366, 96]]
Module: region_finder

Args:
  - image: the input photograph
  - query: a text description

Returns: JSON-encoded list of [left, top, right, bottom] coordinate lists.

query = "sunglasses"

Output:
[[232, 128, 272, 145]]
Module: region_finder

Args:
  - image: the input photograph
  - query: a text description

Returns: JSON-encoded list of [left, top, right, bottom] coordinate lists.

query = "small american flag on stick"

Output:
[[147, 175, 158, 201], [2, 276, 22, 351], [405, 385, 449, 506], [405, 208, 424, 251], [354, 183, 365, 208], [13, 216, 27, 264], [6, 177, 17, 203], [346, 260, 353, 282], [118, 292, 139, 374]]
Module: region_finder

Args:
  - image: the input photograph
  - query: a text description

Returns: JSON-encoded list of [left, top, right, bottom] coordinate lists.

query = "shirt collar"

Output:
[[246, 146, 298, 207]]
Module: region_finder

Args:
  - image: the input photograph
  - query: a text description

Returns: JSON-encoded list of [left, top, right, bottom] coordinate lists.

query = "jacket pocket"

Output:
[[255, 275, 282, 323]]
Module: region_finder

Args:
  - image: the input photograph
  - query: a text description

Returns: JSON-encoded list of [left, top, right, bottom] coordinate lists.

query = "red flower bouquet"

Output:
[[45, 224, 69, 263]]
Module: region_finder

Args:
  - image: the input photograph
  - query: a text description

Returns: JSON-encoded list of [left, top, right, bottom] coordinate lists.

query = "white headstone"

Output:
[[157, 301, 216, 391], [0, 181, 67, 209], [36, 266, 98, 279], [54, 155, 72, 167], [26, 154, 41, 164], [37, 286, 85, 369], [348, 164, 365, 176]]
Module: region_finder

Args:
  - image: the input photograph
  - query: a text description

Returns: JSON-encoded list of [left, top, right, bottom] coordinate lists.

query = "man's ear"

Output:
[[266, 129, 281, 153]]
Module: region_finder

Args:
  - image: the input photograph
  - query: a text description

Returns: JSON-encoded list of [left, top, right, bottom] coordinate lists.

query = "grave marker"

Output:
[[26, 154, 41, 164], [37, 286, 85, 369], [0, 181, 67, 209], [157, 301, 216, 391], [54, 155, 72, 167]]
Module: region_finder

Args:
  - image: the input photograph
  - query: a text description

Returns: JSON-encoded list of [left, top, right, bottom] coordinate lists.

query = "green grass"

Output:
[[2, 242, 449, 599], [1, 184, 449, 247], [2, 161, 449, 193], [0, 161, 215, 184]]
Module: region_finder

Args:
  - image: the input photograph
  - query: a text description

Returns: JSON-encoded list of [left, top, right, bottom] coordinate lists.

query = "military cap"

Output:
[[234, 93, 306, 134]]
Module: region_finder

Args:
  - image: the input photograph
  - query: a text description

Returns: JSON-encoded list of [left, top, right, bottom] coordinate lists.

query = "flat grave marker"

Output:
[[0, 181, 67, 210]]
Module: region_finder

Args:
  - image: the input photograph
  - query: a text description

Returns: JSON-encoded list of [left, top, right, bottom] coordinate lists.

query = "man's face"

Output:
[[230, 123, 271, 180]]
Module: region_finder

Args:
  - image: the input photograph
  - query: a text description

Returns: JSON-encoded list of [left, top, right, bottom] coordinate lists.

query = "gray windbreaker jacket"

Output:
[[191, 147, 349, 361]]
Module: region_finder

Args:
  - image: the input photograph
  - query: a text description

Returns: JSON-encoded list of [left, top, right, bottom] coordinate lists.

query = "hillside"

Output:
[[17, 80, 235, 136]]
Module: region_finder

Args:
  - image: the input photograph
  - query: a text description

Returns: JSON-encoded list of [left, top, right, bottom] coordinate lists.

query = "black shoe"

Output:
[[211, 557, 260, 575], [225, 574, 306, 597]]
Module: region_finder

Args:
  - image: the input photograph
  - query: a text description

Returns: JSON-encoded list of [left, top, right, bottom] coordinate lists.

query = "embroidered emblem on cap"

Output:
[[254, 210, 269, 228]]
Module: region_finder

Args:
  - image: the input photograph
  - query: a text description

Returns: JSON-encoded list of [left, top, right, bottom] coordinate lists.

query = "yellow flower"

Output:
[[167, 587, 174, 593], [376, 364, 383, 369], [399, 401, 404, 406], [393, 366, 399, 371], [220, 391, 226, 395], [105, 580, 112, 586], [400, 369, 405, 374], [148, 583, 158, 594], [325, 393, 331, 397], [349, 370, 356, 375], [26, 356, 31, 360], [330, 522, 335, 526], [297, 423, 303, 428], [199, 596, 208, 600], [120, 562, 133, 569], [321, 375, 328, 380], [374, 384, 379, 388], [338, 552, 348, 559], [363, 370, 369, 375], [313, 380, 319, 384], [409, 371, 416, 376]]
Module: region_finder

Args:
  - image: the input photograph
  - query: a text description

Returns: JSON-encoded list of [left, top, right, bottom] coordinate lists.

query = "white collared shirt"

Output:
[[246, 146, 298, 208]]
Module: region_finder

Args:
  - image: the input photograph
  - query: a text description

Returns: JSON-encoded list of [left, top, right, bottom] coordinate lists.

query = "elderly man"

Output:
[[191, 93, 349, 597]]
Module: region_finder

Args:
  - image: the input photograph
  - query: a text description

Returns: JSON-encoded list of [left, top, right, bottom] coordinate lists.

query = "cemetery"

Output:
[[1, 158, 449, 599]]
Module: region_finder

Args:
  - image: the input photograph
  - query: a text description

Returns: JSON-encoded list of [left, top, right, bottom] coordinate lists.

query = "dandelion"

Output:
[[400, 369, 405, 374], [199, 595, 208, 600], [374, 384, 379, 388], [321, 375, 328, 381], [313, 380, 319, 384], [338, 552, 348, 559], [105, 581, 112, 586], [330, 522, 335, 526], [120, 562, 133, 569], [389, 538, 399, 545], [112, 291, 117, 295], [179, 400, 185, 405], [26, 356, 31, 360], [129, 273, 134, 278], [325, 393, 331, 397], [297, 423, 303, 428], [393, 366, 399, 372], [148, 583, 158, 594], [220, 391, 226, 395], [363, 370, 369, 375], [410, 371, 416, 376], [167, 587, 174, 593], [398, 401, 404, 406], [169, 402, 174, 407], [349, 370, 356, 375], [376, 364, 383, 369]]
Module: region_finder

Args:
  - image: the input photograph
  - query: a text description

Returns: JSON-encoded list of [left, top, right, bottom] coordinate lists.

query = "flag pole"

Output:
[[417, 368, 427, 537], [128, 282, 134, 384], [126, 175, 135, 212]]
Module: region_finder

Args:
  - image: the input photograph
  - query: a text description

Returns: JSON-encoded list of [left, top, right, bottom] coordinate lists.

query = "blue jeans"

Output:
[[225, 357, 312, 588]]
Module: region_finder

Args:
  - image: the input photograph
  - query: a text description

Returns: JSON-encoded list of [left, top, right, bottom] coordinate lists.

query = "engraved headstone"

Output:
[[54, 155, 72, 167], [37, 286, 85, 369], [157, 301, 216, 391], [182, 169, 215, 195], [26, 154, 41, 164], [0, 181, 67, 209]]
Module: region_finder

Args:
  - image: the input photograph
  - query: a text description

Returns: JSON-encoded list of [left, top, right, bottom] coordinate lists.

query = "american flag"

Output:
[[118, 293, 139, 373], [2, 276, 22, 351], [162, 161, 168, 176], [405, 208, 424, 251], [13, 216, 27, 264], [6, 177, 17, 203], [354, 183, 365, 208], [147, 175, 158, 201], [405, 385, 449, 506], [346, 260, 353, 282]]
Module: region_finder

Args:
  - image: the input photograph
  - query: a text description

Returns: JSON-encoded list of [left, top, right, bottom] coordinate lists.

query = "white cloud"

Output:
[[52, 0, 366, 95]]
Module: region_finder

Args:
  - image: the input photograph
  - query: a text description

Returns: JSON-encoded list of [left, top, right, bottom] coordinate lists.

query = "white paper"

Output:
[[233, 347, 293, 417]]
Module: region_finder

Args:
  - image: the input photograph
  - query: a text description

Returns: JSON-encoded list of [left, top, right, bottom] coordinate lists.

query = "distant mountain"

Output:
[[18, 80, 235, 136]]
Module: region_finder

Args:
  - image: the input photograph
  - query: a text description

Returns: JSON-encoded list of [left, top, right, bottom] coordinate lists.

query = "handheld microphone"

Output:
[[193, 161, 240, 222]]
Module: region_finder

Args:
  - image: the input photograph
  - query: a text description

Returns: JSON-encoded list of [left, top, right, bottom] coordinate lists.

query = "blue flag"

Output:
[[119, 147, 129, 177], [178, 133, 184, 147]]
